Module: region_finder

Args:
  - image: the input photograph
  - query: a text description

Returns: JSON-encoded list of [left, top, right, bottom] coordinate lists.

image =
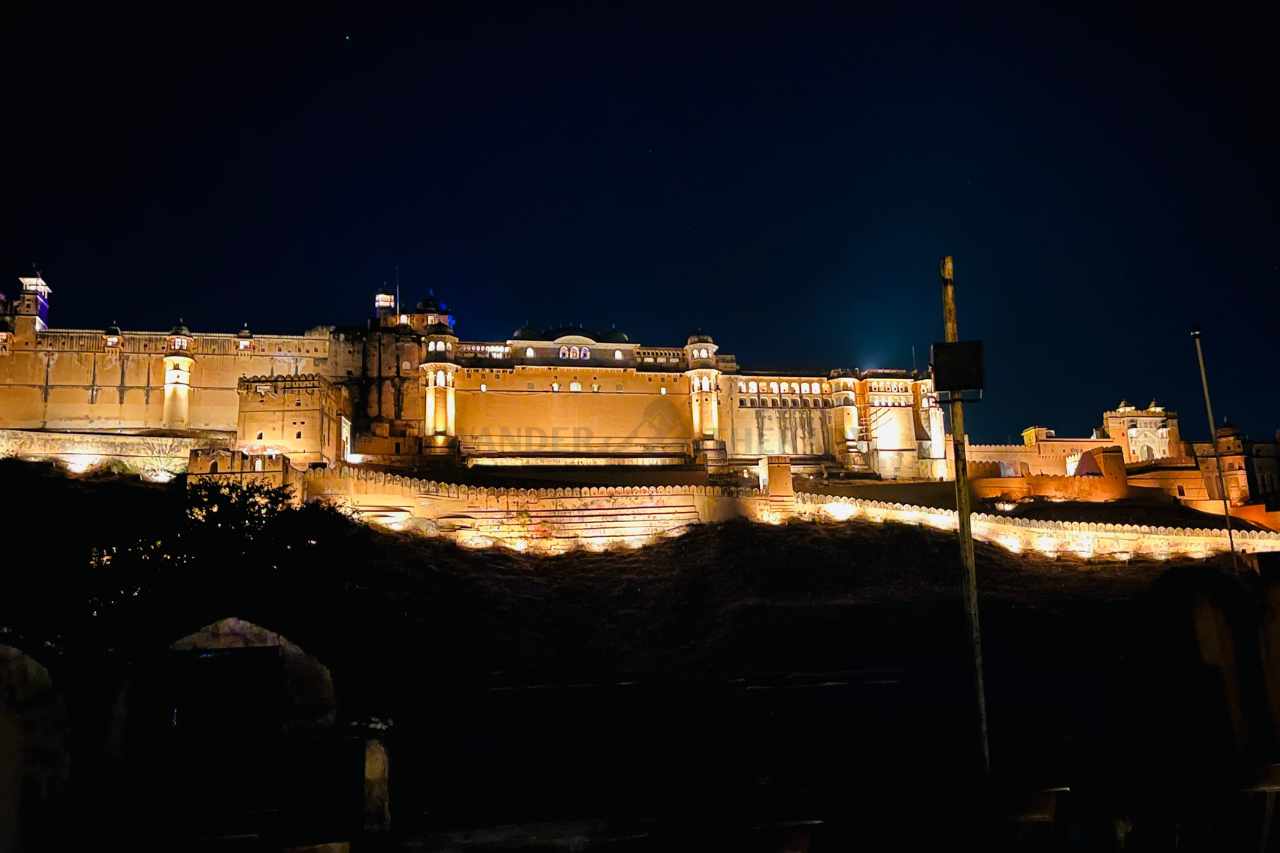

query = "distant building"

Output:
[[1097, 400, 1183, 463], [1192, 423, 1280, 506]]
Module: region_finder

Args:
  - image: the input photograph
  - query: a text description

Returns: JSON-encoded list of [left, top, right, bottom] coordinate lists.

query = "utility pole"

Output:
[[940, 256, 990, 775], [1191, 328, 1241, 572]]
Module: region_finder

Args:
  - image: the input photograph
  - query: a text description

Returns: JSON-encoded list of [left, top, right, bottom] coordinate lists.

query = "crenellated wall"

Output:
[[279, 461, 1280, 560], [794, 492, 1280, 559], [300, 463, 767, 552]]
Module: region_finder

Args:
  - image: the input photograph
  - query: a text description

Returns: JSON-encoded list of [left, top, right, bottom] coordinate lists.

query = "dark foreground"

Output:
[[1, 460, 1278, 850]]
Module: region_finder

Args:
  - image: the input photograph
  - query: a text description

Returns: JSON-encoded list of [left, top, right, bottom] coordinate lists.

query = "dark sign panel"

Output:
[[931, 341, 984, 397]]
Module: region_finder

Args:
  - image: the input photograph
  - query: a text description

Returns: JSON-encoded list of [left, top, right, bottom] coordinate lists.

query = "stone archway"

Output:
[[0, 645, 69, 850], [1140, 444, 1155, 462], [167, 617, 336, 730], [118, 619, 341, 839]]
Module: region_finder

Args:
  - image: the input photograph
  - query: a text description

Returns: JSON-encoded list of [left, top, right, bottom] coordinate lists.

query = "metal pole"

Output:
[[1191, 328, 1241, 571], [941, 256, 990, 775]]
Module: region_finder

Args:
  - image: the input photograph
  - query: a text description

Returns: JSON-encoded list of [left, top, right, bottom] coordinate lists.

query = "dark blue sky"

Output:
[[4, 5, 1276, 442]]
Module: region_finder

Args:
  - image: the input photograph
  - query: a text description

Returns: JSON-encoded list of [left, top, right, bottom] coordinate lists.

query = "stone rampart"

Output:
[[794, 492, 1280, 559], [275, 462, 1280, 559], [0, 428, 230, 481], [300, 464, 767, 551], [970, 473, 1129, 502]]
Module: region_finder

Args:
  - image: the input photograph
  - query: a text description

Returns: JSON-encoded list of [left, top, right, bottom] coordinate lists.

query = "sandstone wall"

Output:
[[794, 492, 1280, 559], [452, 367, 692, 457], [970, 473, 1130, 502], [0, 428, 230, 479], [0, 330, 330, 432], [300, 464, 766, 552]]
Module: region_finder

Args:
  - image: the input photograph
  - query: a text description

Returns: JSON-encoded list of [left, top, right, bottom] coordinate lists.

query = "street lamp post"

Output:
[[1190, 328, 1241, 572]]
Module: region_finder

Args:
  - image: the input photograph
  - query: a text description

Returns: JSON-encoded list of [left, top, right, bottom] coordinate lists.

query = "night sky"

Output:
[[4, 6, 1276, 442]]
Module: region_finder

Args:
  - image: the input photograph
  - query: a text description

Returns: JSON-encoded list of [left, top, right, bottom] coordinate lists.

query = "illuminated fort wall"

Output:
[[0, 279, 962, 479], [451, 364, 695, 460], [184, 459, 1280, 559], [0, 328, 330, 433]]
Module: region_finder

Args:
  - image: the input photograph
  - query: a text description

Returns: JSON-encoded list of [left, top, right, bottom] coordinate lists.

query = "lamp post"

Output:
[[1190, 328, 1241, 572], [939, 256, 990, 775]]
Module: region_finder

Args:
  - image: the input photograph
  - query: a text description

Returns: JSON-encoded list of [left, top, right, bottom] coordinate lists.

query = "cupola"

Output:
[[167, 320, 194, 353], [684, 330, 718, 365]]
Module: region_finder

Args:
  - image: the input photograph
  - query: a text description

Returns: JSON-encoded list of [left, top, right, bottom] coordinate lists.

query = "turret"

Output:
[[373, 289, 396, 322], [421, 319, 460, 439], [162, 320, 195, 429], [683, 332, 721, 439], [413, 291, 455, 333], [13, 275, 51, 341], [828, 373, 865, 470]]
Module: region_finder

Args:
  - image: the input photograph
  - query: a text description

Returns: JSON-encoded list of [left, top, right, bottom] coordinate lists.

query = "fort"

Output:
[[0, 274, 947, 480], [2, 273, 1278, 552]]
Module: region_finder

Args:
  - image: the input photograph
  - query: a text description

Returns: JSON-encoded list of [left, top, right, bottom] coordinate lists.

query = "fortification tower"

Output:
[[684, 332, 727, 471], [421, 315, 459, 452], [829, 371, 868, 470], [162, 321, 195, 429], [372, 288, 397, 323], [13, 275, 51, 343]]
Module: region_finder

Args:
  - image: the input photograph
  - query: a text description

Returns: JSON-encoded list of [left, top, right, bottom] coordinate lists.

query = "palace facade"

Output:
[[0, 276, 947, 481]]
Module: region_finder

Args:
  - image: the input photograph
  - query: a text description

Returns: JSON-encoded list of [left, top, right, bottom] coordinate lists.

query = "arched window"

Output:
[[559, 346, 569, 359], [526, 347, 535, 358], [614, 350, 623, 360], [800, 382, 810, 394], [701, 377, 711, 392], [791, 382, 800, 394], [551, 382, 560, 392], [570, 381, 582, 392], [739, 398, 746, 407], [770, 382, 779, 394], [208, 461, 218, 474], [738, 382, 746, 393], [581, 347, 590, 360], [435, 370, 445, 387], [570, 346, 580, 360], [480, 383, 487, 392], [749, 381, 758, 393], [660, 386, 668, 396]]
